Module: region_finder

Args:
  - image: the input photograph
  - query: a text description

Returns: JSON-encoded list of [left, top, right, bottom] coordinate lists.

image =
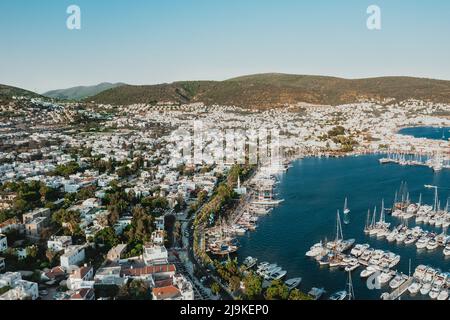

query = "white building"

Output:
[[0, 234, 7, 253], [0, 272, 38, 300], [152, 274, 194, 300], [94, 266, 127, 286], [47, 235, 72, 252], [151, 229, 164, 245], [143, 244, 168, 266], [67, 265, 94, 290], [60, 245, 86, 269]]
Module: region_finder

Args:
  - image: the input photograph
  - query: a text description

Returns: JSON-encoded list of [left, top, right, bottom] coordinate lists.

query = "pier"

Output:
[[382, 277, 413, 300]]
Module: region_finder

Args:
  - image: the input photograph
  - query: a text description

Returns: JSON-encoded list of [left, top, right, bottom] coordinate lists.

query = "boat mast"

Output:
[[365, 209, 370, 229], [433, 187, 439, 213], [336, 210, 343, 242], [371, 206, 377, 227], [347, 271, 354, 300], [379, 199, 385, 223]]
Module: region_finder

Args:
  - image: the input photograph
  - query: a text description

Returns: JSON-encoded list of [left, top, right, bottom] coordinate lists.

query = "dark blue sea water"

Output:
[[237, 129, 450, 300], [399, 126, 450, 141]]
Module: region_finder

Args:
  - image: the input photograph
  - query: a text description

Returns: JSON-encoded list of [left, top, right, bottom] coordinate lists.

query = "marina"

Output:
[[234, 129, 449, 299]]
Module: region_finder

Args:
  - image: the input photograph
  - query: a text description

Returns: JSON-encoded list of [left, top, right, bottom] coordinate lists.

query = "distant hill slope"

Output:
[[0, 84, 42, 104], [44, 82, 126, 100], [88, 73, 450, 108]]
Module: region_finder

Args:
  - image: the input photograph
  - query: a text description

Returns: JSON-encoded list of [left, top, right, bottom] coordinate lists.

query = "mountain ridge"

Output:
[[43, 82, 126, 100], [87, 73, 450, 108]]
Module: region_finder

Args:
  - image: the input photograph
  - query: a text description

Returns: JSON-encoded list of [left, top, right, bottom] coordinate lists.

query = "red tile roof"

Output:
[[122, 264, 176, 277], [152, 285, 180, 300]]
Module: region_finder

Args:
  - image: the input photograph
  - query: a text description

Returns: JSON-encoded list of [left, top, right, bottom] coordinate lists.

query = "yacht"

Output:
[[243, 256, 258, 269], [378, 269, 395, 284], [407, 280, 421, 294], [344, 260, 360, 272], [444, 244, 450, 256], [426, 239, 439, 250], [306, 242, 324, 257], [416, 237, 428, 249], [285, 277, 302, 291], [257, 262, 269, 271], [413, 265, 428, 280], [270, 269, 287, 280], [386, 230, 398, 242], [404, 235, 416, 245], [389, 274, 407, 289], [395, 233, 406, 243], [420, 282, 432, 295], [437, 289, 449, 301], [308, 287, 326, 300], [350, 244, 369, 257], [360, 265, 378, 278], [429, 284, 441, 299]]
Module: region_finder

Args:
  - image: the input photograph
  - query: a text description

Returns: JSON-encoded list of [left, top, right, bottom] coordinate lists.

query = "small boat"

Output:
[[420, 282, 432, 295], [270, 269, 287, 280], [306, 242, 324, 257], [444, 244, 450, 256], [426, 239, 439, 250], [404, 235, 416, 245], [344, 261, 360, 272], [360, 265, 378, 278], [416, 237, 428, 249], [285, 277, 302, 291], [407, 280, 421, 294], [329, 290, 347, 300], [437, 289, 449, 301], [413, 265, 428, 280], [389, 274, 407, 289], [378, 270, 395, 284], [308, 287, 326, 300], [343, 198, 350, 225], [243, 256, 258, 269], [429, 284, 441, 299]]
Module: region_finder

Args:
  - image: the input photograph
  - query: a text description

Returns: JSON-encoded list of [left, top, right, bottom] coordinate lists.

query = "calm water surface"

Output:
[[237, 128, 450, 300]]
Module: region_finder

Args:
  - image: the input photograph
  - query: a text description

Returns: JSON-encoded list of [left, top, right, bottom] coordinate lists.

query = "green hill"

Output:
[[88, 73, 450, 108], [43, 82, 126, 100], [0, 84, 42, 104]]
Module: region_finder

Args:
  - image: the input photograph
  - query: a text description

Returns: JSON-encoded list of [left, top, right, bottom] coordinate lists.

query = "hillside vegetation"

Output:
[[87, 73, 450, 108]]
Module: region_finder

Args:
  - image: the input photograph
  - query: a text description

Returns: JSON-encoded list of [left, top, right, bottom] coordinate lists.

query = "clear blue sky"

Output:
[[1, 0, 450, 93]]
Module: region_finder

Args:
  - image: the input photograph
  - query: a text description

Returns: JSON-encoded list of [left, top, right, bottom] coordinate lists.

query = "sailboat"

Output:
[[329, 271, 355, 300], [328, 210, 355, 253], [343, 197, 350, 225]]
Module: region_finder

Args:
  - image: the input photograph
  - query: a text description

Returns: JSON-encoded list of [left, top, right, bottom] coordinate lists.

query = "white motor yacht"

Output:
[[360, 265, 378, 278], [389, 274, 407, 289], [395, 233, 407, 243], [413, 265, 428, 280], [404, 235, 416, 245], [444, 244, 450, 256], [306, 242, 324, 257], [416, 237, 428, 249], [420, 282, 432, 295], [378, 270, 395, 284], [407, 280, 421, 294], [437, 289, 449, 301], [429, 284, 441, 299], [426, 239, 439, 250]]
